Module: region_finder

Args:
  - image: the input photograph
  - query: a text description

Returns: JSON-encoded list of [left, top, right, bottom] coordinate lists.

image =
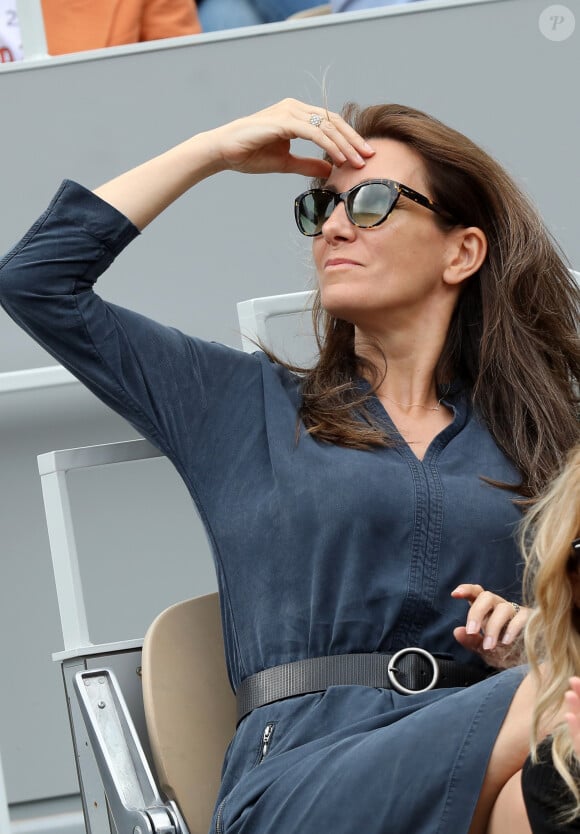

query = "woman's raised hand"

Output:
[[451, 583, 531, 669], [565, 677, 580, 757], [211, 98, 375, 177], [93, 98, 374, 230]]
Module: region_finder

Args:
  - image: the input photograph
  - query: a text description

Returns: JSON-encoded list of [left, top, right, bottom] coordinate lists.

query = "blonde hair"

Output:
[[522, 445, 580, 819]]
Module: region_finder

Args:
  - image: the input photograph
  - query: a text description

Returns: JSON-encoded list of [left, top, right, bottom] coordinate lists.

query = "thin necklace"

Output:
[[379, 387, 449, 412], [380, 394, 442, 411]]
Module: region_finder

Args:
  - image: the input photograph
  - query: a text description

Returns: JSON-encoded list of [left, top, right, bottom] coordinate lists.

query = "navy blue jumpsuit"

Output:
[[0, 181, 527, 834]]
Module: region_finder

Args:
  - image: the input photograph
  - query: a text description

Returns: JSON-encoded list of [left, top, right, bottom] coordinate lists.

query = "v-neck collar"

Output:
[[357, 378, 470, 465]]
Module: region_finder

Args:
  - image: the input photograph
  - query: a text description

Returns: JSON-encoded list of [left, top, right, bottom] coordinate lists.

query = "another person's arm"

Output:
[[565, 677, 580, 757]]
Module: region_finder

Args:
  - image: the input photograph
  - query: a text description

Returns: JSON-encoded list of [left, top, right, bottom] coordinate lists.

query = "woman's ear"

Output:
[[443, 226, 487, 287]]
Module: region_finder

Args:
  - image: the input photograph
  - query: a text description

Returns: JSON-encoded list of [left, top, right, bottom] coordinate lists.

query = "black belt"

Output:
[[236, 649, 489, 722]]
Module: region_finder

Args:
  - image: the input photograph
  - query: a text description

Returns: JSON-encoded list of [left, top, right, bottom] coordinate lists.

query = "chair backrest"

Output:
[[141, 593, 237, 834]]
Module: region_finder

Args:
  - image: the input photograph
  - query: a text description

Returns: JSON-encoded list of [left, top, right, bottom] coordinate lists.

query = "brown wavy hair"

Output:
[[522, 445, 580, 820], [281, 102, 580, 497]]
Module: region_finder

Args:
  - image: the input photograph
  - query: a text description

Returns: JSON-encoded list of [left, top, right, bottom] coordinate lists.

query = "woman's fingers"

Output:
[[452, 626, 521, 670], [291, 101, 374, 168], [472, 597, 525, 650], [565, 678, 580, 756], [499, 606, 528, 646], [451, 583, 530, 655], [450, 583, 484, 604], [283, 153, 333, 179], [453, 626, 484, 654], [451, 585, 502, 642], [213, 98, 374, 176], [311, 109, 373, 167]]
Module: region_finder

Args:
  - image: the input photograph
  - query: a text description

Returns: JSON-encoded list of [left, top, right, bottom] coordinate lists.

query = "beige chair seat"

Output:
[[142, 593, 237, 834]]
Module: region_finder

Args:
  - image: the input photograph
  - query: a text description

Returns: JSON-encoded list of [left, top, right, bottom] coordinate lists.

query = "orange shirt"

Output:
[[41, 0, 201, 56]]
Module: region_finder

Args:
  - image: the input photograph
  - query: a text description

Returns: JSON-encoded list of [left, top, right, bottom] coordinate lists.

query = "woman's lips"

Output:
[[324, 258, 361, 268]]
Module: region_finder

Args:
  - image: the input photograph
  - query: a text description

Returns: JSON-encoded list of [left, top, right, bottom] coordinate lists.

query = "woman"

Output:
[[0, 99, 578, 833], [521, 446, 580, 832]]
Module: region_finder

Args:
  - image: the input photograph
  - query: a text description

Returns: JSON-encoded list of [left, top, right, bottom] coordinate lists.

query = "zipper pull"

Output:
[[260, 722, 275, 762]]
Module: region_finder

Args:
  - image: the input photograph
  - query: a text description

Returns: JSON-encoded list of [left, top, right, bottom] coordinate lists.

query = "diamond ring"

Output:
[[511, 602, 521, 616], [309, 113, 323, 128]]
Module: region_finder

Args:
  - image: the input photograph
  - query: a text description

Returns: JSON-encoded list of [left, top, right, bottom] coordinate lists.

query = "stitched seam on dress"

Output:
[[423, 403, 460, 560], [423, 397, 481, 627], [214, 794, 228, 834], [402, 402, 462, 643], [423, 451, 444, 621], [388, 448, 425, 649]]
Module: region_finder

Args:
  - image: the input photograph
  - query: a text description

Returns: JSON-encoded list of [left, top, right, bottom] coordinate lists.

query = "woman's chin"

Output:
[[319, 287, 365, 322]]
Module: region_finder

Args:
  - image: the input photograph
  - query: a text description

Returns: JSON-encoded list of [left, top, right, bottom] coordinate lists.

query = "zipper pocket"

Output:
[[258, 722, 276, 764]]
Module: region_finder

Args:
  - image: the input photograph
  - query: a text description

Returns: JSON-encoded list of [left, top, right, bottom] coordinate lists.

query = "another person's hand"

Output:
[[565, 677, 580, 757], [451, 583, 530, 669], [211, 98, 375, 178]]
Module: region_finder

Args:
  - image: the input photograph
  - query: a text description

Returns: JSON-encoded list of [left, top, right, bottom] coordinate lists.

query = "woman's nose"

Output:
[[320, 201, 356, 242]]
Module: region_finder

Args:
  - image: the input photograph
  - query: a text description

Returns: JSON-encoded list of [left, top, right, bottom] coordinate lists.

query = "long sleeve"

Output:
[[0, 180, 266, 487]]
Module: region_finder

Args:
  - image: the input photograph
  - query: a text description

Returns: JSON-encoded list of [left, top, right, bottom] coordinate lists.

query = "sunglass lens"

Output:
[[350, 182, 397, 228], [297, 191, 335, 236]]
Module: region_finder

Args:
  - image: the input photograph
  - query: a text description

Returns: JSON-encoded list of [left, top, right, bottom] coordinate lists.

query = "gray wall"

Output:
[[0, 0, 578, 820]]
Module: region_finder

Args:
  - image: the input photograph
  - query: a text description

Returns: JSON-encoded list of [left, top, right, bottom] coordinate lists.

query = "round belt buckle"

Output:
[[387, 647, 440, 695]]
